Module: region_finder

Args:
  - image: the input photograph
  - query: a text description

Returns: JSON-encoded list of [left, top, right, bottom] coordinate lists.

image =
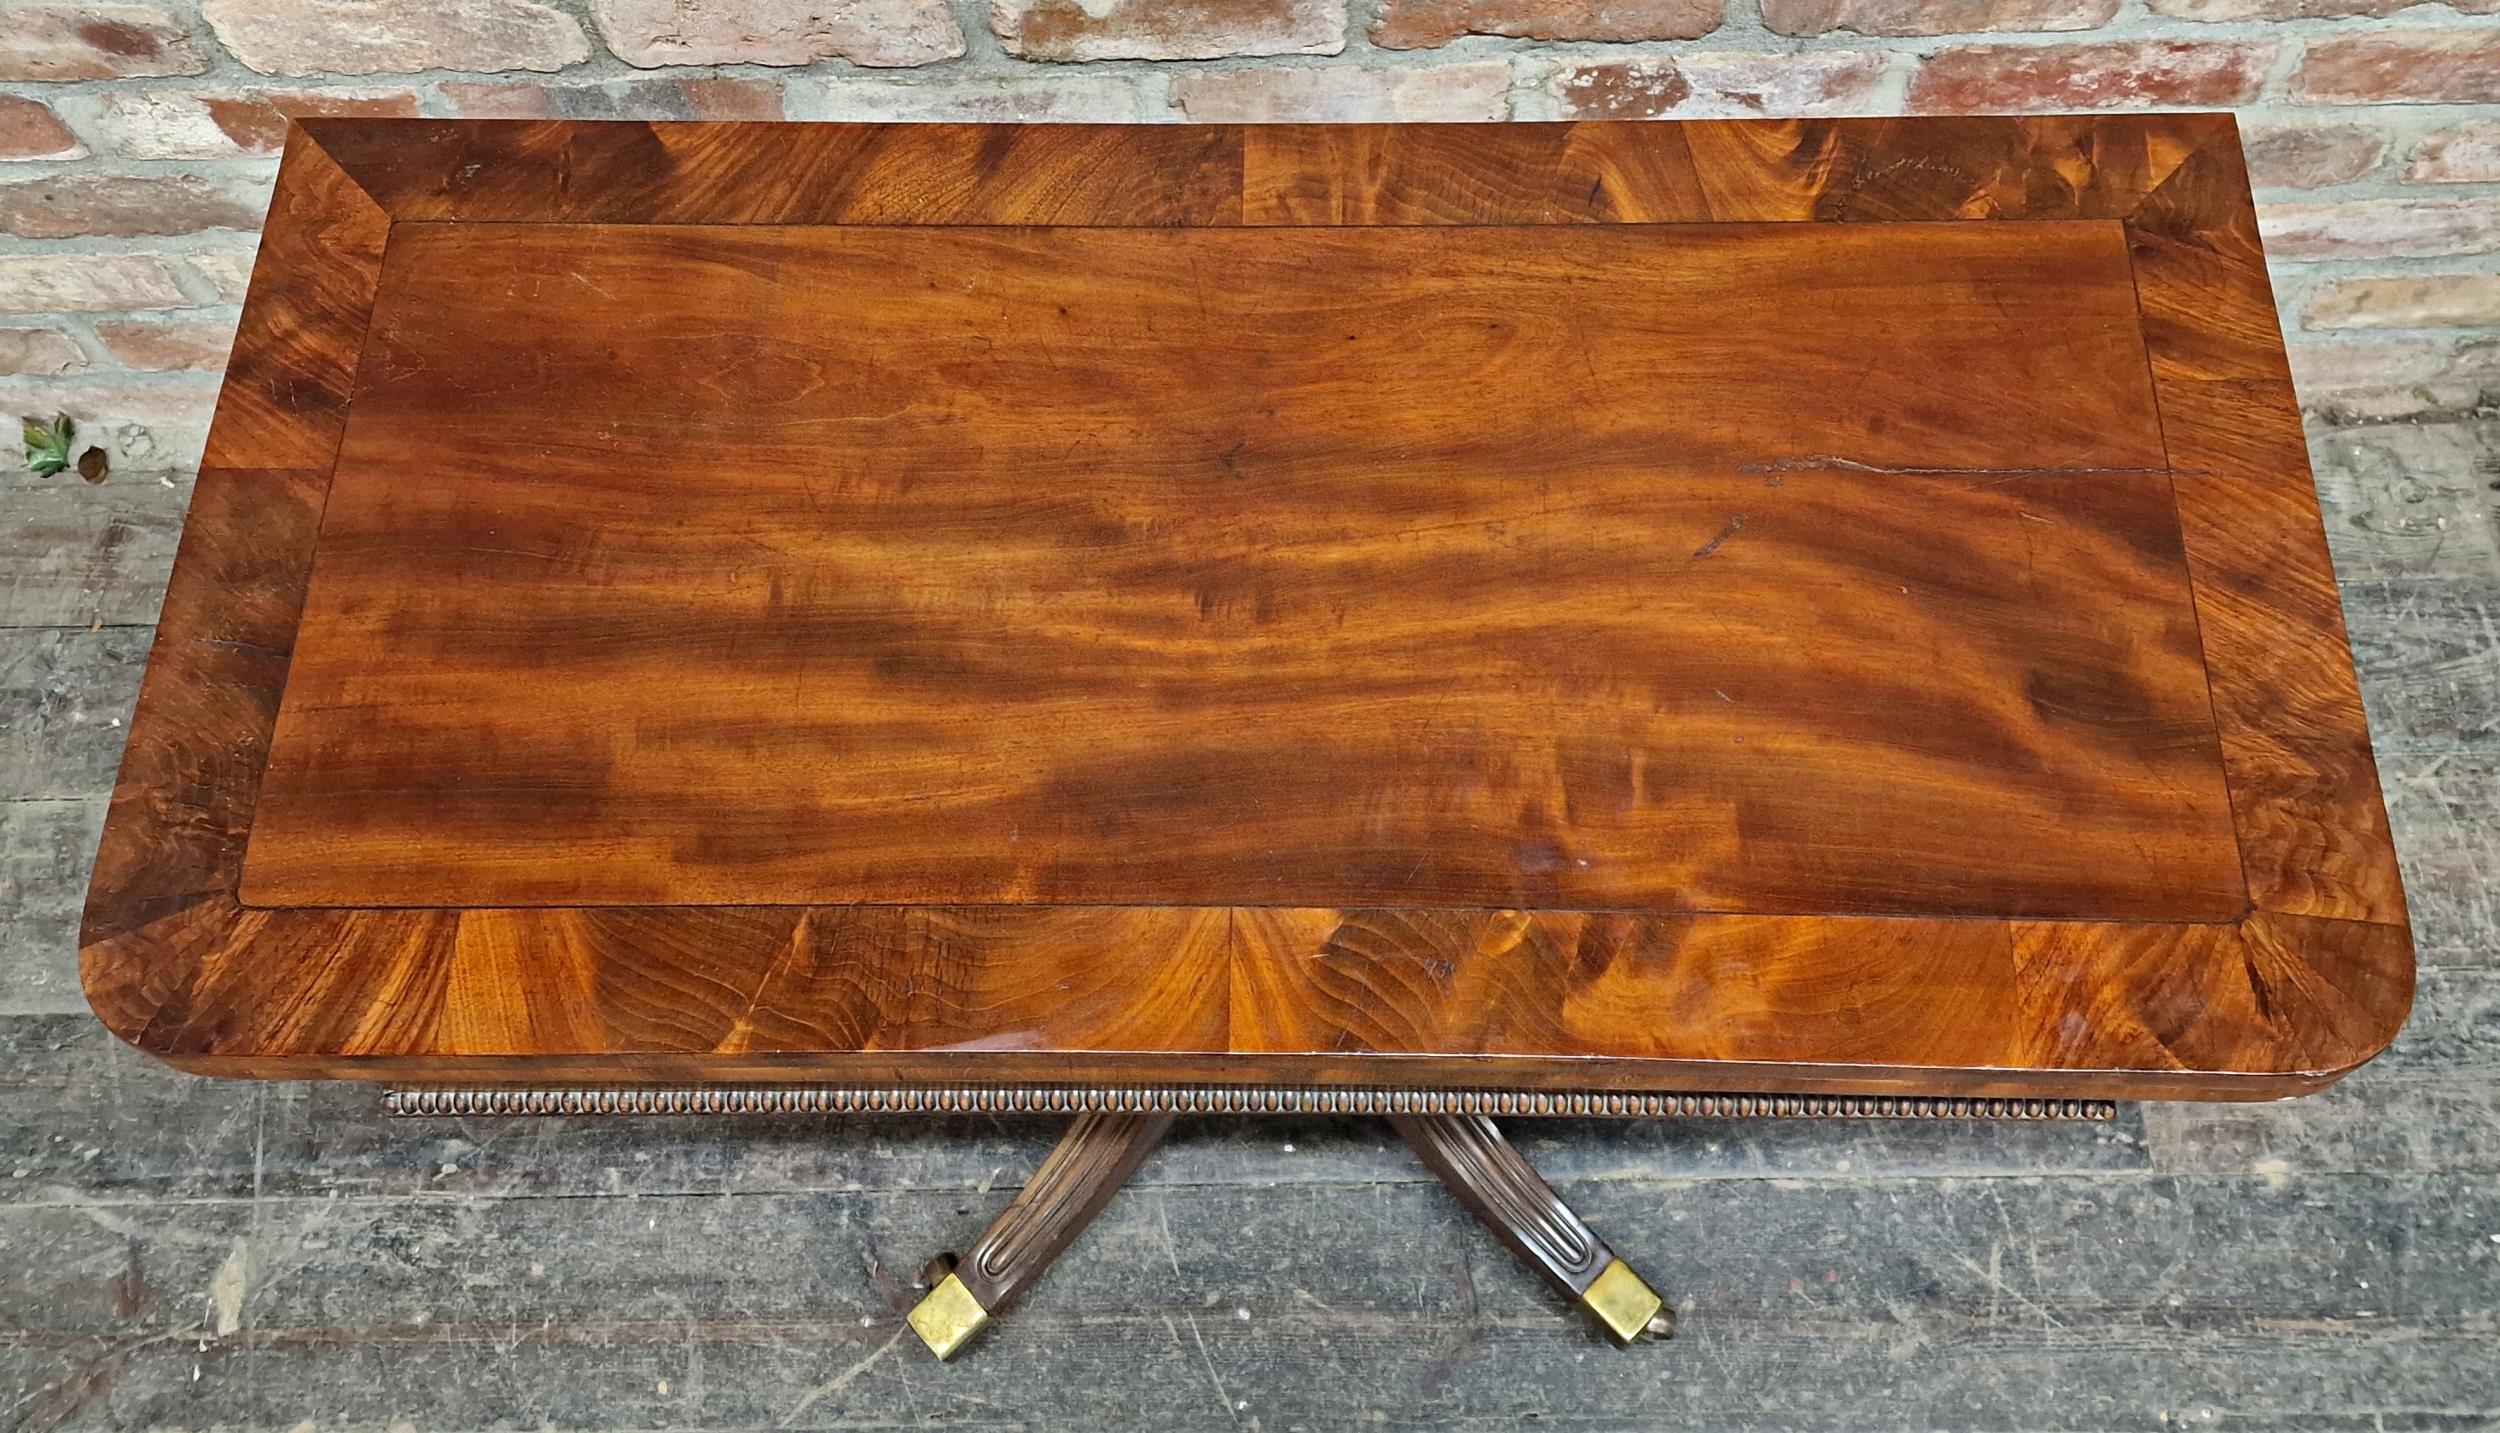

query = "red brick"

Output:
[[680, 78, 786, 121], [2259, 197, 2500, 260], [444, 78, 785, 120], [1374, 0, 1719, 48], [997, 0, 1346, 61], [2240, 122, 2384, 189], [2303, 275, 2500, 330], [201, 0, 589, 76], [205, 91, 423, 152], [2293, 32, 2500, 105], [0, 255, 189, 311], [79, 89, 418, 158], [2152, 0, 2495, 16], [0, 97, 82, 161], [1171, 61, 1508, 121], [590, 0, 961, 66], [0, 174, 263, 240], [185, 248, 256, 303], [1550, 52, 1890, 118], [1910, 40, 2272, 112], [2284, 336, 2447, 393], [795, 75, 1149, 122], [0, 327, 86, 377], [1763, 0, 2114, 37], [2408, 123, 2500, 184], [441, 83, 557, 118], [0, 4, 205, 81], [96, 318, 237, 371]]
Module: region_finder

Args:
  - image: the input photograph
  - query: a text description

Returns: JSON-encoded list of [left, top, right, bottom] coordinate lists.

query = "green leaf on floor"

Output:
[[19, 413, 73, 477]]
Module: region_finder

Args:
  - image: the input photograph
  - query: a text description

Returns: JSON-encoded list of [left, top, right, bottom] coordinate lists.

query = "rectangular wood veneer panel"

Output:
[[80, 118, 2413, 1096], [244, 220, 2236, 919]]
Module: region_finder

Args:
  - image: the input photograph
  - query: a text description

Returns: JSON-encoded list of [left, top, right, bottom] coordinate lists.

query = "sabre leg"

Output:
[[907, 1109, 1176, 1360], [1389, 1112, 1674, 1345]]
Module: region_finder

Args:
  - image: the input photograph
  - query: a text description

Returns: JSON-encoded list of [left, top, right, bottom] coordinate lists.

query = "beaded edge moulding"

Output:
[[386, 1087, 2122, 1121]]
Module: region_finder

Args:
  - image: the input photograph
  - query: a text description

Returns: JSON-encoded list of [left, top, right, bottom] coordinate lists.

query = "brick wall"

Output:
[[2, 0, 2495, 468]]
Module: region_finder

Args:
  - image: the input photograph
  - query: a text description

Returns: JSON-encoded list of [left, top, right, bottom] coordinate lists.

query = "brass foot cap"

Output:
[[907, 1272, 991, 1360], [1581, 1258, 1668, 1345]]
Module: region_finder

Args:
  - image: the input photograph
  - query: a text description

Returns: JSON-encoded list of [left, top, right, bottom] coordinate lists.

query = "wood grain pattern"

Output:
[[1238, 114, 2213, 227], [80, 470, 326, 955], [80, 116, 2412, 1098], [2122, 134, 2406, 929], [303, 119, 1246, 227], [199, 130, 388, 471], [77, 906, 2399, 1098], [242, 219, 2232, 919]]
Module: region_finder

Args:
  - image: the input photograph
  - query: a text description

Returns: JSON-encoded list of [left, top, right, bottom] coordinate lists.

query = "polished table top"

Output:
[[80, 116, 2411, 1099]]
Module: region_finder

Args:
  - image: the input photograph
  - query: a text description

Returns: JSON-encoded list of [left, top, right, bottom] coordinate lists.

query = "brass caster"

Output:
[[1581, 1258, 1671, 1346], [903, 1111, 1174, 1362], [907, 1271, 993, 1361], [1390, 1113, 1681, 1349]]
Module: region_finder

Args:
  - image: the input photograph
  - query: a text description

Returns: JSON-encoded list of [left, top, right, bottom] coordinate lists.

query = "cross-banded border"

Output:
[[79, 117, 2411, 1098]]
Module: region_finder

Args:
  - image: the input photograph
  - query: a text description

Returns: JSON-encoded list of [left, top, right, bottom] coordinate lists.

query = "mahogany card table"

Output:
[[81, 115, 2413, 1359]]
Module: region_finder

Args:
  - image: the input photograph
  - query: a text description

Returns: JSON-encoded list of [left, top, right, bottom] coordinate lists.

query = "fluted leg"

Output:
[[1390, 1112, 1673, 1345], [907, 1109, 1176, 1360]]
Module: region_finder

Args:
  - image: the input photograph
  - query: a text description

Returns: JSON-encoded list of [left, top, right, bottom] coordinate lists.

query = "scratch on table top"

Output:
[[1742, 454, 2192, 477], [1691, 514, 1747, 560]]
